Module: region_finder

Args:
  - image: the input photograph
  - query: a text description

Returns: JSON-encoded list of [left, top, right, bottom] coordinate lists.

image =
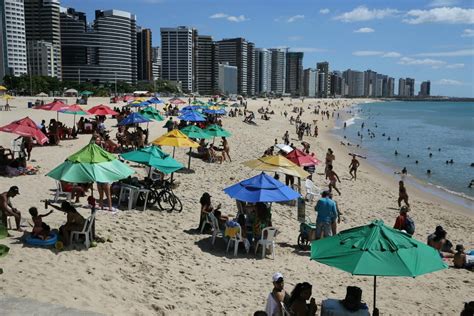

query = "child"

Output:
[[454, 244, 474, 270], [29, 207, 53, 240]]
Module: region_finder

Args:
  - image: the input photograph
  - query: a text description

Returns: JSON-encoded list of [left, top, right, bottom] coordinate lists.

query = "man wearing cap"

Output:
[[0, 186, 23, 231], [315, 191, 338, 239], [265, 272, 290, 316]]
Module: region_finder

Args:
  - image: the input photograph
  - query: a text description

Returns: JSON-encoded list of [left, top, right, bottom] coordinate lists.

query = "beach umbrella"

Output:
[[181, 105, 202, 112], [2, 94, 13, 107], [131, 101, 150, 108], [204, 124, 231, 138], [59, 104, 88, 128], [46, 143, 134, 183], [203, 108, 226, 115], [120, 146, 183, 175], [169, 97, 186, 105], [180, 125, 213, 169], [36, 92, 48, 97], [123, 95, 134, 102], [148, 97, 164, 104], [87, 104, 118, 116], [178, 110, 206, 122], [139, 107, 164, 121], [0, 85, 7, 91], [0, 117, 48, 144], [311, 220, 448, 315], [275, 144, 293, 154], [34, 100, 69, 120], [223, 172, 300, 203], [80, 90, 94, 96], [118, 112, 151, 126], [242, 155, 310, 179], [286, 149, 320, 166]]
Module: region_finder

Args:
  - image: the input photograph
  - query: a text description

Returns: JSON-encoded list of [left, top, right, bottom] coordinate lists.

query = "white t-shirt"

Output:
[[265, 292, 283, 316]]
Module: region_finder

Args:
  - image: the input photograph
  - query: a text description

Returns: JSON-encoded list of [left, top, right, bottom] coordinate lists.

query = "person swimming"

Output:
[[395, 150, 398, 156], [429, 153, 433, 158]]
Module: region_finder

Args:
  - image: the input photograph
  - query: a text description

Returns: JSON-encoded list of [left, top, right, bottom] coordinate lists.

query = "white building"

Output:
[[26, 40, 55, 77], [255, 48, 272, 94], [303, 68, 318, 97], [0, 0, 28, 79], [218, 62, 237, 95], [269, 48, 286, 95]]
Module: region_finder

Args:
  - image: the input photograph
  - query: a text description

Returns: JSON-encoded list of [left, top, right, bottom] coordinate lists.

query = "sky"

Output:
[[61, 0, 474, 97]]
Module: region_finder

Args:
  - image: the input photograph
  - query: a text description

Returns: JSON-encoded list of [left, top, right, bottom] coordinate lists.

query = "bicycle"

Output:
[[141, 178, 182, 213]]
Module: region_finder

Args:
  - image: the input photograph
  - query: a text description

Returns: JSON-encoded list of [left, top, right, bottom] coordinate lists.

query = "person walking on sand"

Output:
[[398, 181, 410, 208], [220, 137, 231, 162], [349, 154, 360, 180], [326, 165, 341, 195], [325, 149, 335, 177], [265, 272, 290, 316]]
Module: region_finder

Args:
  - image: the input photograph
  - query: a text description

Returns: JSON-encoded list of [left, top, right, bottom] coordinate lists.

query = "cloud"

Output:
[[436, 79, 464, 85], [445, 63, 465, 68], [288, 36, 303, 41], [382, 52, 401, 58], [209, 13, 249, 22], [319, 8, 330, 15], [428, 0, 459, 7], [461, 29, 474, 37], [334, 6, 400, 22], [290, 47, 327, 53], [353, 50, 402, 58], [398, 57, 446, 66], [354, 27, 375, 33], [403, 7, 474, 24], [287, 15, 304, 23], [416, 49, 474, 57]]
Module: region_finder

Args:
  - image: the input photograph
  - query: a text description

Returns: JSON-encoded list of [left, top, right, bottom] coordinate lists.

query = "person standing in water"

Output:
[[398, 181, 410, 208], [349, 154, 360, 180]]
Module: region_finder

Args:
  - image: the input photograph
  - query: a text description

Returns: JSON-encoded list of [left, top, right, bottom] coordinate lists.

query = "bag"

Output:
[[404, 217, 415, 235]]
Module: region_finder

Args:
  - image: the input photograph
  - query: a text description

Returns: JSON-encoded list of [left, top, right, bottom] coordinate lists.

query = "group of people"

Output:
[[196, 137, 231, 164]]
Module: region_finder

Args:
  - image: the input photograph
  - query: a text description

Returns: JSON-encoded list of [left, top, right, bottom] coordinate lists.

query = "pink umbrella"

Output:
[[0, 117, 48, 144], [33, 100, 70, 120], [87, 104, 118, 116], [169, 98, 186, 105], [285, 149, 320, 166]]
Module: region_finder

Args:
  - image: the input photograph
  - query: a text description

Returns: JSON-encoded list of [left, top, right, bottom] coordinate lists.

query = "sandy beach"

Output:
[[0, 96, 473, 315]]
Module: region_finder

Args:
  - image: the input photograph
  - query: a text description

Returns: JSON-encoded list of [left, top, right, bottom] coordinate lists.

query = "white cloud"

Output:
[[288, 36, 303, 41], [334, 6, 400, 22], [428, 0, 459, 7], [436, 79, 464, 85], [398, 57, 446, 66], [352, 50, 384, 56], [446, 63, 465, 68], [354, 27, 375, 33], [461, 29, 474, 37], [287, 15, 304, 23], [382, 52, 401, 58], [403, 7, 474, 24], [290, 47, 327, 53], [209, 13, 249, 22], [416, 49, 474, 57], [320, 8, 330, 15]]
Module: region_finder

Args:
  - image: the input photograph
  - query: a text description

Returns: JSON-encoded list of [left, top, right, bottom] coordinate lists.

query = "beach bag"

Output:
[[404, 217, 415, 235]]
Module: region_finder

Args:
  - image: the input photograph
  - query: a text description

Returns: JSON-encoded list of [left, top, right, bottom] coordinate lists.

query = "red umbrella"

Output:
[[169, 98, 186, 105], [285, 149, 320, 167], [0, 117, 48, 144], [87, 104, 118, 116], [34, 100, 69, 111], [123, 95, 134, 102]]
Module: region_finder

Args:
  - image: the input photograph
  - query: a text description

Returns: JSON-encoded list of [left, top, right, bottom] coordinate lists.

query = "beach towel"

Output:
[[0, 244, 9, 258]]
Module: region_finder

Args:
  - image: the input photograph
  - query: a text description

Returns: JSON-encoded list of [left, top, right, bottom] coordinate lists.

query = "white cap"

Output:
[[272, 272, 284, 282]]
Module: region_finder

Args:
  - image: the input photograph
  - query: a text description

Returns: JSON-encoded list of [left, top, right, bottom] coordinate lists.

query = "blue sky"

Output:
[[62, 0, 474, 97]]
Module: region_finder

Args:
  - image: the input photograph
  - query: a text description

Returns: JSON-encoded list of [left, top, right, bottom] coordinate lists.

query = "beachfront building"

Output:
[[398, 78, 406, 96], [419, 80, 431, 97], [24, 0, 61, 78], [160, 26, 195, 93], [218, 62, 237, 95], [303, 68, 318, 97], [194, 34, 218, 95], [137, 27, 153, 82], [0, 0, 28, 79], [364, 70, 377, 97], [285, 52, 304, 96], [216, 38, 248, 95], [316, 61, 330, 98], [330, 71, 344, 97], [152, 46, 161, 81], [398, 77, 415, 97], [247, 42, 255, 96], [343, 69, 365, 97], [269, 48, 286, 95], [254, 48, 272, 95], [387, 77, 395, 97], [60, 8, 137, 85]]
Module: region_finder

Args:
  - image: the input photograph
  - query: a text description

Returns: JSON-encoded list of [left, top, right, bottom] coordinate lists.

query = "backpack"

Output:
[[404, 216, 415, 235]]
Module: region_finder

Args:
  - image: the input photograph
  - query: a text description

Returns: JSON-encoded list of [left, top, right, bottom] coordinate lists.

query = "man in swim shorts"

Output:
[[0, 186, 23, 231]]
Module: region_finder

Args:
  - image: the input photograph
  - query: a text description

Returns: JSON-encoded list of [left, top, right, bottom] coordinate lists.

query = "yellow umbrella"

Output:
[[0, 85, 7, 91], [2, 94, 14, 100], [242, 155, 310, 178], [207, 105, 223, 110], [152, 129, 199, 149]]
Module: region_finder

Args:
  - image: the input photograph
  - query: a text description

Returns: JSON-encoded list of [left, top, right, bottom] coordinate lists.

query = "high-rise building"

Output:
[[0, 0, 28, 79], [419, 80, 431, 97], [24, 0, 61, 78], [398, 78, 406, 96], [269, 48, 286, 95], [406, 78, 415, 96], [285, 52, 304, 96], [194, 34, 218, 95], [316, 61, 330, 98], [152, 46, 161, 80], [246, 42, 255, 96], [60, 8, 137, 84], [375, 74, 384, 97], [254, 48, 272, 95], [387, 77, 395, 97], [343, 69, 365, 97], [137, 27, 153, 82], [364, 70, 377, 97], [218, 62, 237, 95], [303, 68, 318, 97], [330, 71, 343, 97], [216, 38, 248, 95], [160, 26, 195, 93]]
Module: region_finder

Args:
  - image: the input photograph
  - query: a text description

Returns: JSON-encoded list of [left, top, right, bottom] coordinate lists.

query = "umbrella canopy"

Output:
[[2, 94, 13, 100], [33, 100, 68, 111], [46, 143, 134, 183], [311, 220, 448, 314], [118, 112, 151, 126], [242, 155, 310, 178], [120, 146, 183, 174], [181, 105, 202, 112], [275, 143, 293, 154], [203, 109, 226, 115], [87, 104, 118, 116], [286, 149, 320, 166], [204, 124, 232, 137], [80, 90, 94, 96], [0, 117, 48, 144], [59, 104, 88, 115], [169, 97, 186, 105], [223, 172, 300, 203], [0, 85, 7, 91], [151, 129, 199, 148], [139, 107, 164, 121], [178, 110, 206, 122], [148, 97, 164, 104], [131, 101, 150, 108], [36, 92, 48, 97], [64, 88, 78, 94], [180, 125, 212, 139]]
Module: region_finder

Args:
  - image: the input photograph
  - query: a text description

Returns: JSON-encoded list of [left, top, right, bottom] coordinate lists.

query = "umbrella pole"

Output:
[[373, 276, 377, 316], [188, 147, 192, 169], [171, 147, 176, 182]]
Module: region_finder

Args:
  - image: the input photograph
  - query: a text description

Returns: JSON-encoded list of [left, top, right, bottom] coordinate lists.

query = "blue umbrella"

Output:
[[178, 111, 206, 122], [181, 105, 202, 112], [118, 112, 151, 126], [131, 101, 151, 108], [148, 97, 164, 104], [223, 172, 301, 203], [204, 109, 226, 115]]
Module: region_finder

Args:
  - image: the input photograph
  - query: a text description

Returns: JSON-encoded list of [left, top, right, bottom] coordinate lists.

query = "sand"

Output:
[[0, 96, 472, 316]]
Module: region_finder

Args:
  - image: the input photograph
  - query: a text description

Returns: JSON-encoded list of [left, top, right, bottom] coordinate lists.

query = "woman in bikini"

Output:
[[326, 165, 341, 195]]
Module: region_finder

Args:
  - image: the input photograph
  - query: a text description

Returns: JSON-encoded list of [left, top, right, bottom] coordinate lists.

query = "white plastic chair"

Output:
[[209, 212, 224, 246], [70, 212, 95, 249], [255, 227, 278, 259], [305, 179, 319, 202], [11, 139, 23, 158], [225, 224, 246, 256], [54, 181, 72, 203], [200, 212, 212, 233]]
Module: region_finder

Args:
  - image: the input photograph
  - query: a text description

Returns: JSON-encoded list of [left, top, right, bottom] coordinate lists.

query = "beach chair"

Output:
[[255, 227, 278, 259], [305, 179, 319, 203], [200, 212, 213, 233], [225, 224, 246, 256], [53, 181, 72, 203], [209, 212, 224, 246], [10, 139, 22, 158], [70, 212, 95, 249]]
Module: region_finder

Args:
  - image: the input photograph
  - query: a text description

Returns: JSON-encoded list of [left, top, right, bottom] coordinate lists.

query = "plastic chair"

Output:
[[200, 212, 213, 233], [70, 212, 95, 249], [11, 139, 23, 158], [255, 227, 278, 259], [209, 213, 224, 246], [305, 179, 319, 202], [54, 181, 72, 203], [119, 185, 135, 210], [225, 224, 245, 256]]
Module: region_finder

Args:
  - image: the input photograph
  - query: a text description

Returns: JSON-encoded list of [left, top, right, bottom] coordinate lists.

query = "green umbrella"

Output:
[[80, 90, 94, 96], [140, 107, 164, 122], [47, 143, 134, 183], [311, 220, 447, 315], [180, 125, 212, 169], [120, 146, 183, 175], [204, 124, 232, 138]]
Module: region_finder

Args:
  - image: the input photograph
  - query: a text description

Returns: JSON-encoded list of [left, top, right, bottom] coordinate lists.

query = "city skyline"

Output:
[[58, 0, 474, 97]]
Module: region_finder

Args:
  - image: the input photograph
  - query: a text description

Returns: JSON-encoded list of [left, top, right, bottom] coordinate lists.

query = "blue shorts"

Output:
[[315, 222, 332, 239]]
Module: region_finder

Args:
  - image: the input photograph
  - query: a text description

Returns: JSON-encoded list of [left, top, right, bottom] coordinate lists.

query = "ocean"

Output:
[[333, 101, 474, 209]]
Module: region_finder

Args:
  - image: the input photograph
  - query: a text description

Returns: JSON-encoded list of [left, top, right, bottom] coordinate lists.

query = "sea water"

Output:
[[333, 101, 474, 209]]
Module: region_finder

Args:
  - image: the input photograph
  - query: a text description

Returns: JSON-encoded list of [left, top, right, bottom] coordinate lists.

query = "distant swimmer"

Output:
[[397, 137, 400, 141], [361, 123, 365, 129], [446, 160, 449, 165], [415, 160, 419, 164], [407, 155, 410, 158], [449, 159, 454, 164], [469, 180, 474, 188], [402, 167, 407, 175], [471, 163, 474, 167], [427, 169, 432, 175], [429, 153, 433, 158], [344, 122, 347, 129], [428, 147, 431, 150], [382, 133, 386, 137], [438, 148, 441, 152], [388, 137, 391, 141], [395, 150, 399, 156]]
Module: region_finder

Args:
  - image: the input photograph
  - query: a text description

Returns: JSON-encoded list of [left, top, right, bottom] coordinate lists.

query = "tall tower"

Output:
[[285, 52, 304, 96], [217, 38, 248, 95], [316, 61, 329, 98], [194, 34, 218, 95], [269, 48, 286, 95], [255, 48, 272, 95], [137, 27, 153, 82]]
